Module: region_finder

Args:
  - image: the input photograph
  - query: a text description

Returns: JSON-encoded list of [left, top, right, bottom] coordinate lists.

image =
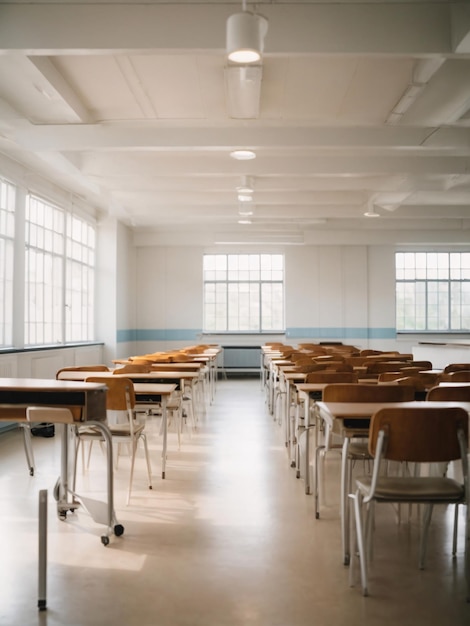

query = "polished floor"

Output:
[[0, 377, 469, 626]]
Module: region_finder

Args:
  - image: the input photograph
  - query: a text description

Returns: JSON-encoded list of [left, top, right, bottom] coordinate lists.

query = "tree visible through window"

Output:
[[203, 254, 284, 332], [396, 252, 470, 331]]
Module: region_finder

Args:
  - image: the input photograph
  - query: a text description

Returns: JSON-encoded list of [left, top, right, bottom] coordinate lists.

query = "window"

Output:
[[203, 253, 284, 332], [0, 178, 15, 347], [396, 252, 470, 331], [25, 194, 95, 346]]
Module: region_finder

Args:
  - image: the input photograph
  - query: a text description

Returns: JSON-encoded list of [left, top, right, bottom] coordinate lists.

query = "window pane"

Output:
[[396, 252, 469, 332], [0, 178, 15, 346], [25, 194, 95, 346], [203, 254, 284, 332]]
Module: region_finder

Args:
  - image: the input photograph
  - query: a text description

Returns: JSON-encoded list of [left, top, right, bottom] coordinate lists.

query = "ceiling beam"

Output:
[[0, 3, 456, 56], [8, 122, 464, 151]]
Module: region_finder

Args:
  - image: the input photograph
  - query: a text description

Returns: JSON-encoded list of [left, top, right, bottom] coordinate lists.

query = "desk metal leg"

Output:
[[56, 422, 123, 546], [38, 489, 47, 611], [341, 437, 351, 565], [161, 397, 168, 479]]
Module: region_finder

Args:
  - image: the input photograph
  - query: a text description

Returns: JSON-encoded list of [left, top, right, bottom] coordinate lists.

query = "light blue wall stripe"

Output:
[[118, 327, 396, 342]]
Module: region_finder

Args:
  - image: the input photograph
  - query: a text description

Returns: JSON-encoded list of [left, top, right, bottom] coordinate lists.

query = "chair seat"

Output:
[[77, 422, 145, 438], [356, 475, 465, 502]]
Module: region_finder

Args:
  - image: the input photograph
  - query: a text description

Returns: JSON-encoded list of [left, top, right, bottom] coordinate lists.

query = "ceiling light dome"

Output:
[[230, 149, 256, 160], [226, 10, 268, 64]]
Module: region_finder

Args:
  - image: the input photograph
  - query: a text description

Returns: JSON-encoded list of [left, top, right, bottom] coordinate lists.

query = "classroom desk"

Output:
[[0, 378, 122, 545], [295, 383, 329, 493], [57, 371, 187, 479], [315, 400, 470, 565], [280, 371, 307, 465], [133, 383, 177, 478]]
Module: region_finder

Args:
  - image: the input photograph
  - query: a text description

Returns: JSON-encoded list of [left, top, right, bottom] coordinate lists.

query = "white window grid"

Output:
[[0, 178, 15, 347], [396, 252, 470, 331], [203, 253, 284, 332], [25, 194, 95, 346]]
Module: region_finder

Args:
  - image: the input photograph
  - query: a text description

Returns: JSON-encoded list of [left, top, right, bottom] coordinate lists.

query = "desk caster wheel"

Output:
[[114, 524, 124, 537], [29, 468, 34, 476], [58, 510, 67, 521], [343, 555, 350, 566], [296, 470, 300, 478], [101, 535, 110, 546], [315, 512, 320, 520]]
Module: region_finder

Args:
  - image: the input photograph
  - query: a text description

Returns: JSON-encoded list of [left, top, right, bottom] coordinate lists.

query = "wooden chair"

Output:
[[444, 363, 470, 374], [294, 372, 359, 495], [426, 384, 470, 402], [316, 384, 415, 564], [56, 364, 109, 378], [439, 370, 470, 383], [349, 406, 469, 598], [78, 376, 152, 505], [113, 363, 152, 374]]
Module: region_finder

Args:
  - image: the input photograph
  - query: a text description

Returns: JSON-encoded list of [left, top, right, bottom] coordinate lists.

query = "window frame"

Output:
[[24, 193, 96, 347], [203, 253, 285, 334], [395, 251, 470, 333]]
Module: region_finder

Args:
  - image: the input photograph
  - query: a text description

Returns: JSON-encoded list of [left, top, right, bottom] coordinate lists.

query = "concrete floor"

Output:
[[0, 377, 469, 625]]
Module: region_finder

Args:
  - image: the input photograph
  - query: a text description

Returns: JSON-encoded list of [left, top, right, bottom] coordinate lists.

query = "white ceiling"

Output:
[[0, 0, 470, 245]]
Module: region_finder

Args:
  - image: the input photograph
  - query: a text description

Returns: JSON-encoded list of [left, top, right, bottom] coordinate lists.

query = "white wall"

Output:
[[131, 243, 406, 354]]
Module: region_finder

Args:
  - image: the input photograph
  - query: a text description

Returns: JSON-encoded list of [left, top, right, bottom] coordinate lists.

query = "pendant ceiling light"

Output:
[[226, 2, 268, 64], [236, 175, 254, 194]]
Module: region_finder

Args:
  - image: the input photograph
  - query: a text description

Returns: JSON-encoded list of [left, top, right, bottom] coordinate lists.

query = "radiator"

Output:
[[222, 346, 260, 371]]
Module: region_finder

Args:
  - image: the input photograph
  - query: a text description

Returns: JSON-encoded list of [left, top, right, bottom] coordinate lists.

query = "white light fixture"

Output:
[[238, 194, 253, 202], [364, 206, 380, 218], [230, 149, 256, 160], [225, 65, 263, 119], [238, 218, 252, 224], [226, 3, 268, 64], [236, 175, 254, 194], [238, 207, 254, 216]]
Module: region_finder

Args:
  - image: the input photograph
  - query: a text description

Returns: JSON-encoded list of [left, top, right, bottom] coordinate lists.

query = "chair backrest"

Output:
[[305, 371, 358, 384], [293, 363, 327, 373], [86, 376, 135, 411], [324, 362, 354, 372], [408, 360, 433, 370], [440, 370, 470, 383], [314, 354, 346, 363], [369, 407, 468, 462], [444, 362, 470, 373], [56, 364, 109, 378], [322, 383, 414, 402], [113, 363, 152, 374], [426, 384, 470, 402], [365, 361, 411, 374]]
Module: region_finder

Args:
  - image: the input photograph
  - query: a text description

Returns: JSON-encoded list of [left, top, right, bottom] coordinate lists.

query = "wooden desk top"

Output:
[[57, 370, 199, 382], [316, 400, 470, 420], [133, 383, 176, 396], [0, 377, 107, 422]]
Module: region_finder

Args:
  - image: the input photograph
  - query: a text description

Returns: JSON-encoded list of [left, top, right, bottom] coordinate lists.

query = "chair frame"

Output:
[[349, 406, 469, 598], [78, 376, 153, 505]]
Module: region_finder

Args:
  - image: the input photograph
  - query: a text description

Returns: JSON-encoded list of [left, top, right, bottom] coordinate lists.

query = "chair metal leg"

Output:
[[340, 438, 350, 564], [21, 424, 35, 476], [142, 433, 153, 490], [452, 504, 459, 557], [352, 490, 369, 596]]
